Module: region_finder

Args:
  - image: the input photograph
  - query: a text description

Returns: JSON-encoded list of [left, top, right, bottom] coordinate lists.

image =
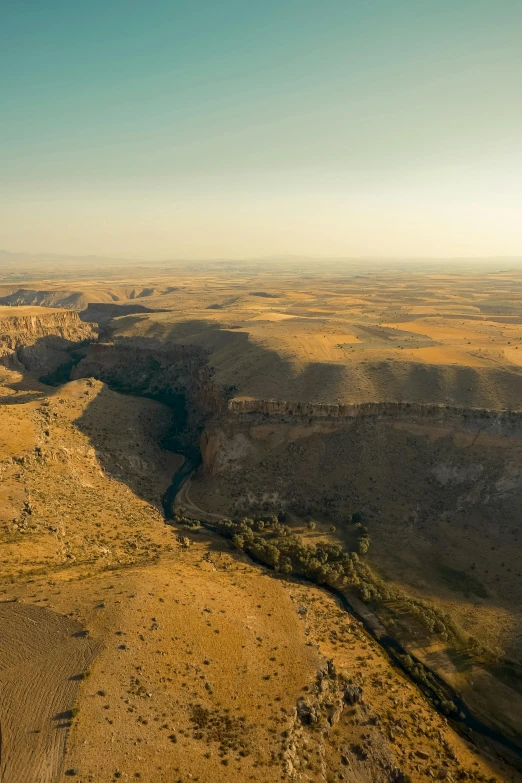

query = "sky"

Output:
[[1, 0, 522, 260]]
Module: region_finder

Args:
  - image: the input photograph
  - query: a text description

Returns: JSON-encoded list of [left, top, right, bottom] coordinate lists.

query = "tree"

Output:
[[279, 557, 292, 574], [232, 534, 245, 551], [262, 544, 280, 568]]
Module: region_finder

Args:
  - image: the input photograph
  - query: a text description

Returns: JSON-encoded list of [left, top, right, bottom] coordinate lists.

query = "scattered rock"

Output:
[[390, 769, 412, 783], [326, 700, 344, 725], [344, 684, 363, 705], [327, 658, 337, 678], [296, 698, 319, 725]]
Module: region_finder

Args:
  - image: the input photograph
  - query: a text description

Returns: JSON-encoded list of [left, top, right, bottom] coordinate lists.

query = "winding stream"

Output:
[[161, 458, 195, 519], [162, 461, 522, 771], [38, 317, 522, 770]]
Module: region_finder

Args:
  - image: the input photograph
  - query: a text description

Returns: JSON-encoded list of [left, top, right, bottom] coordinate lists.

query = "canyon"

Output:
[[0, 306, 95, 373], [1, 264, 522, 782]]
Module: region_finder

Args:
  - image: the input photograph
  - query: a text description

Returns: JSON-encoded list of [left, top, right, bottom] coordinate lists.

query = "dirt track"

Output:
[[0, 602, 98, 783]]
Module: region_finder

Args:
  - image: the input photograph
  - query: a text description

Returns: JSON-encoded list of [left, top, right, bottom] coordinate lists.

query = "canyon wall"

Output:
[[227, 396, 520, 422], [203, 398, 522, 518], [74, 341, 228, 417], [0, 308, 96, 372], [73, 336, 522, 532], [198, 406, 522, 516], [73, 340, 230, 458]]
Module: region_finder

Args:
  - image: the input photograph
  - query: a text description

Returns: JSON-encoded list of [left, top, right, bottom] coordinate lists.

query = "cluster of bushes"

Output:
[[391, 595, 459, 643], [353, 522, 371, 555], [213, 516, 373, 593], [398, 654, 458, 715], [174, 511, 469, 655], [173, 514, 200, 529]]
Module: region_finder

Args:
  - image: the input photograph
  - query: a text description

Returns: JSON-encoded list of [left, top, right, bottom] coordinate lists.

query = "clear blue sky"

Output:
[[1, 0, 522, 259]]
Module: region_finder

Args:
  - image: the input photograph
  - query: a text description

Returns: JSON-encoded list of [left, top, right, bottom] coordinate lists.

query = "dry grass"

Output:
[[1, 268, 522, 780]]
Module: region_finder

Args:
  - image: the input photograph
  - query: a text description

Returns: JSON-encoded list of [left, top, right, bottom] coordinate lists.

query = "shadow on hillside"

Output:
[[79, 302, 169, 331], [70, 319, 357, 511], [72, 382, 178, 509], [0, 385, 48, 405], [0, 359, 55, 406], [1, 332, 91, 401], [67, 321, 522, 656], [422, 645, 474, 674], [94, 316, 357, 403]]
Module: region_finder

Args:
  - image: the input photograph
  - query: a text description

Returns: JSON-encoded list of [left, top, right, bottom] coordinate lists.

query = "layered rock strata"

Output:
[[0, 307, 96, 371]]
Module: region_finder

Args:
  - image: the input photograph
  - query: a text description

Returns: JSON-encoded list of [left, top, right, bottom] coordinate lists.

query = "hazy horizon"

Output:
[[3, 248, 522, 283], [2, 1, 522, 261]]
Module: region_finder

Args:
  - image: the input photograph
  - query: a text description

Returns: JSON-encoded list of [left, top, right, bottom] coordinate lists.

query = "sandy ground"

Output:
[[0, 603, 98, 783]]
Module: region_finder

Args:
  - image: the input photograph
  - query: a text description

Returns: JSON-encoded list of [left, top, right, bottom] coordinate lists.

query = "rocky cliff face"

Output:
[[72, 336, 522, 533], [227, 396, 520, 422], [0, 308, 96, 372], [200, 397, 522, 500], [74, 341, 228, 416], [73, 340, 229, 458], [204, 398, 522, 490], [195, 401, 522, 568]]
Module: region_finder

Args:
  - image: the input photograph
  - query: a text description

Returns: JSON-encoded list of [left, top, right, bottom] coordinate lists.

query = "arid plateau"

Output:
[[1, 261, 522, 783]]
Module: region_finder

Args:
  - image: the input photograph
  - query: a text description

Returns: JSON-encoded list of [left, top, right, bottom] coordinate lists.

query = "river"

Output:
[[161, 460, 522, 771]]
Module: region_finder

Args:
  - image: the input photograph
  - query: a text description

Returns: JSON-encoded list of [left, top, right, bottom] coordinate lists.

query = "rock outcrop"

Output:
[[73, 336, 522, 523], [74, 340, 227, 416], [0, 307, 96, 372], [70, 333, 522, 551], [227, 396, 522, 421]]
